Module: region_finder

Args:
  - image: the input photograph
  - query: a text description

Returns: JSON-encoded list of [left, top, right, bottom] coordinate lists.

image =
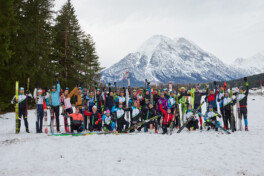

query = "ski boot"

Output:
[[200, 126, 203, 130], [155, 129, 158, 134], [26, 129, 30, 133], [207, 127, 210, 131]]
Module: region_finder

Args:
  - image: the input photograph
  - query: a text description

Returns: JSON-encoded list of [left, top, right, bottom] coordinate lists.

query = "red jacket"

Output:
[[84, 110, 102, 122], [160, 104, 173, 125]]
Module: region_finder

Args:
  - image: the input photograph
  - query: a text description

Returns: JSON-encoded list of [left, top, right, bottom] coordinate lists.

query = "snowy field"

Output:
[[0, 95, 264, 176]]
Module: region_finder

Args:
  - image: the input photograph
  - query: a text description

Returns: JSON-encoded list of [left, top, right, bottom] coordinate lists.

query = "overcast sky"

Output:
[[54, 0, 264, 68]]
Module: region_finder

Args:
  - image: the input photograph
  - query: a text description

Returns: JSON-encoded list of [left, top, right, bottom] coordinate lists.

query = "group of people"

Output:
[[11, 76, 249, 134]]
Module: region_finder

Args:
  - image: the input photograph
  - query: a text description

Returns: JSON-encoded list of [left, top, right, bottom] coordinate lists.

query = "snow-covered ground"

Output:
[[0, 95, 264, 176]]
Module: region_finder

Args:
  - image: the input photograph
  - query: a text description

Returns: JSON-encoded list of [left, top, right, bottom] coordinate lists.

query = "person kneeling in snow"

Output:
[[159, 100, 173, 134], [68, 107, 84, 133], [184, 104, 199, 131], [203, 105, 221, 131], [85, 106, 102, 131], [102, 110, 115, 131]]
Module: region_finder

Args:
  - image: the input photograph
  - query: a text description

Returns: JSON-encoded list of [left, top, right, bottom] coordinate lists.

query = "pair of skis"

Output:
[[177, 101, 205, 133]]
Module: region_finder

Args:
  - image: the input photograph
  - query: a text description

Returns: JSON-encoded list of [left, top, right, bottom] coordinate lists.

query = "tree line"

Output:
[[0, 0, 102, 112]]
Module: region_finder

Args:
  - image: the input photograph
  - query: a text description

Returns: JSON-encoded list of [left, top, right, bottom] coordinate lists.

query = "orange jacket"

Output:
[[69, 113, 83, 121], [66, 87, 78, 99]]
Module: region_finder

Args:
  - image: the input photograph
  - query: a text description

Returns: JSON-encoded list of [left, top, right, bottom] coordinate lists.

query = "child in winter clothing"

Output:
[[159, 101, 173, 134], [11, 87, 33, 133], [184, 105, 199, 131], [102, 110, 115, 131], [203, 105, 221, 131]]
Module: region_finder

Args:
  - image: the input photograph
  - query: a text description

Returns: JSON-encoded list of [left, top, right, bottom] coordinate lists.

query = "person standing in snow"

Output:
[[50, 76, 61, 133], [235, 77, 249, 131], [33, 82, 49, 133], [206, 81, 218, 112], [222, 91, 235, 130], [178, 87, 189, 124], [11, 87, 33, 133], [217, 85, 226, 128], [193, 85, 208, 130], [156, 92, 168, 127]]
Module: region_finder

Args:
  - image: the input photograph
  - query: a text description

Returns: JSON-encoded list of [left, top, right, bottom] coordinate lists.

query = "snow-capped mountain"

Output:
[[101, 35, 249, 86], [232, 52, 264, 75]]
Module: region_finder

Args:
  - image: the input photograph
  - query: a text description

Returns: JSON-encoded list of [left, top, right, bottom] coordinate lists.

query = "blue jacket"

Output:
[[51, 82, 61, 107]]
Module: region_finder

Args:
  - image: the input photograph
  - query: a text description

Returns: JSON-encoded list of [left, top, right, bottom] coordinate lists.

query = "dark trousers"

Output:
[[240, 107, 247, 119], [162, 123, 170, 133], [71, 120, 83, 133], [224, 109, 231, 129], [36, 105, 44, 132], [186, 119, 199, 130], [19, 108, 29, 130], [89, 121, 102, 131], [117, 120, 129, 132], [52, 106, 60, 131]]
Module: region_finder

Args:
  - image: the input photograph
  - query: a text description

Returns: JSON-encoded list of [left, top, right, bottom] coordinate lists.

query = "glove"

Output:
[[221, 96, 224, 100], [114, 82, 116, 85], [218, 115, 222, 118], [108, 83, 111, 86], [95, 121, 99, 125], [123, 87, 125, 90], [76, 80, 79, 87], [79, 82, 84, 87], [206, 119, 210, 122], [204, 96, 208, 101], [213, 81, 217, 86], [245, 82, 248, 86], [158, 100, 162, 104], [45, 87, 48, 92], [244, 77, 247, 82], [147, 82, 150, 85], [35, 82, 39, 88], [54, 75, 59, 83], [26, 90, 30, 94]]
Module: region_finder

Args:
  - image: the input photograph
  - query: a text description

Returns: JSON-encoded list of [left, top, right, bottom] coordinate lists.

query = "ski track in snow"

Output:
[[0, 95, 264, 176]]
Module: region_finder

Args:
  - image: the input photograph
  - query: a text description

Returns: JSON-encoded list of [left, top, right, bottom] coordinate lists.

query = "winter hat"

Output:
[[37, 89, 42, 93], [106, 110, 110, 114], [19, 87, 24, 90], [51, 85, 56, 89], [65, 87, 69, 90], [133, 89, 137, 92], [163, 88, 168, 91], [170, 91, 174, 94], [239, 86, 244, 90], [208, 104, 213, 109], [97, 88, 100, 91], [75, 106, 80, 110], [78, 87, 82, 90], [92, 105, 97, 109]]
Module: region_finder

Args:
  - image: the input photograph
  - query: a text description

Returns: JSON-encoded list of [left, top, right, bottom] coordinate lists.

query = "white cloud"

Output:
[[54, 0, 264, 68]]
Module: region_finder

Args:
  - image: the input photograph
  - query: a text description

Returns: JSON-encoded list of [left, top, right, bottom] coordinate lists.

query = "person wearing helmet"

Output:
[[85, 106, 102, 131], [184, 104, 199, 131], [102, 110, 115, 131], [11, 86, 33, 133], [68, 106, 84, 133]]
